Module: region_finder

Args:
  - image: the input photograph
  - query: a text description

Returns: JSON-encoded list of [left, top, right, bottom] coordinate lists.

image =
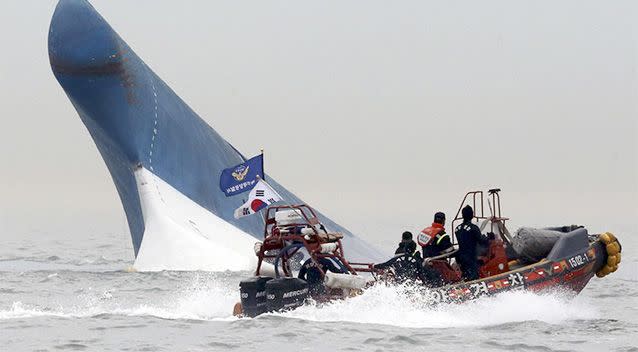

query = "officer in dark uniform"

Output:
[[374, 231, 421, 282], [394, 231, 418, 255], [298, 257, 343, 294], [373, 231, 445, 287], [454, 205, 490, 281]]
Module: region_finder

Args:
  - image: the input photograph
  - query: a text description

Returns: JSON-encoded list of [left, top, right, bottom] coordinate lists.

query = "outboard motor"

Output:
[[239, 276, 273, 317], [265, 277, 309, 312]]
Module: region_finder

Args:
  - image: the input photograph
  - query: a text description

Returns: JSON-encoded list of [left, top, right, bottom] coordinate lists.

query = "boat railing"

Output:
[[423, 246, 459, 264], [451, 189, 511, 245]]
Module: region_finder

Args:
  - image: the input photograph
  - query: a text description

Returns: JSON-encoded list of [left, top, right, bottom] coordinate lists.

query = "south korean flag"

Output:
[[234, 179, 283, 219]]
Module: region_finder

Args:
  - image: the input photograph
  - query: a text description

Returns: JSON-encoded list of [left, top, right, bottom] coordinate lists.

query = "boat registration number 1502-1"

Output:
[[568, 254, 589, 268]]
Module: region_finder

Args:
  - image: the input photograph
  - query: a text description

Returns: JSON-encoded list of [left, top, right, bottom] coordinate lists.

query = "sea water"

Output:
[[1, 232, 636, 351]]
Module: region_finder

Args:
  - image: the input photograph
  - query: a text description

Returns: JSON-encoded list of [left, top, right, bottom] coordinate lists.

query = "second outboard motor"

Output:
[[239, 276, 273, 317], [265, 277, 309, 312]]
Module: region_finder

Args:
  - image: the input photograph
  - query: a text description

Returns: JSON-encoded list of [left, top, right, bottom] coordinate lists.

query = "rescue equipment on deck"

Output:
[[324, 272, 369, 289], [512, 227, 564, 264], [512, 225, 588, 265]]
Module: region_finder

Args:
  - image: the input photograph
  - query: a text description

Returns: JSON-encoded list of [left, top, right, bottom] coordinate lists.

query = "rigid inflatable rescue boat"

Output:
[[235, 189, 622, 317]]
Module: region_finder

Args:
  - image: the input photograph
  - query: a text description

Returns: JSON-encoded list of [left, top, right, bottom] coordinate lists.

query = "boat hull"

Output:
[[235, 237, 614, 317], [427, 240, 606, 304]]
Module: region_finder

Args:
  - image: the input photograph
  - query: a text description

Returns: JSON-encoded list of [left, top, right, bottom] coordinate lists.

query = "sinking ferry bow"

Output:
[[48, 0, 384, 271]]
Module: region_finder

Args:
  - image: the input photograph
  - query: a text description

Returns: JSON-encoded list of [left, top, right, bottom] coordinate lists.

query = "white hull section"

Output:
[[133, 167, 258, 271]]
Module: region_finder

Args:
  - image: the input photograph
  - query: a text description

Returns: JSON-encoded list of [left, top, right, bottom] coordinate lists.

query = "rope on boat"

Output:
[[273, 243, 304, 278], [596, 232, 621, 278]]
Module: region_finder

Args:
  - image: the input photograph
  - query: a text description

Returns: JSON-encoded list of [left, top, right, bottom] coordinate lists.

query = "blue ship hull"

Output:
[[48, 0, 383, 269]]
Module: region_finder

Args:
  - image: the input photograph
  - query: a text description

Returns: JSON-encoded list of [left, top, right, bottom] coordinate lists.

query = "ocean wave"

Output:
[[0, 275, 239, 322], [0, 256, 132, 273], [0, 255, 130, 265]]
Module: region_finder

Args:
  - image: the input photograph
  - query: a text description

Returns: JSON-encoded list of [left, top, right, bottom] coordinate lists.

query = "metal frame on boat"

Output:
[[255, 204, 374, 278]]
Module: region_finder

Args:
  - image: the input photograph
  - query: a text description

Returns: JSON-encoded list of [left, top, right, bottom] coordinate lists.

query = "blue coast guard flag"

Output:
[[219, 154, 264, 197]]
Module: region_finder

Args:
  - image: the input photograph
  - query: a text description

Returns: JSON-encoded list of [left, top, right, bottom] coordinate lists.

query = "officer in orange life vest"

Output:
[[418, 212, 453, 258]]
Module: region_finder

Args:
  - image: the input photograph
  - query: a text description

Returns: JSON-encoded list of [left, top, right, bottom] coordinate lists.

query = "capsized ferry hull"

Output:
[[48, 0, 384, 270]]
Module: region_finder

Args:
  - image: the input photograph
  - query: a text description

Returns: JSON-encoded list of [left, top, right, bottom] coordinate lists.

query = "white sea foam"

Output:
[[276, 284, 599, 328], [0, 302, 69, 320], [0, 276, 598, 328]]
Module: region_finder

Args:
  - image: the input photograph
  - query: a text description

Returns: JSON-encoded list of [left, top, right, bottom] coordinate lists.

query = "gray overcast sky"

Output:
[[1, 1, 637, 251]]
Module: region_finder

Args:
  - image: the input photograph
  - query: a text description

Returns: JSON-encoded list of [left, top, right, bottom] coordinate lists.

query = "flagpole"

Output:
[[256, 148, 267, 227], [255, 175, 322, 233], [235, 152, 307, 231], [260, 148, 265, 181], [254, 168, 323, 235], [255, 175, 269, 227], [256, 154, 294, 212]]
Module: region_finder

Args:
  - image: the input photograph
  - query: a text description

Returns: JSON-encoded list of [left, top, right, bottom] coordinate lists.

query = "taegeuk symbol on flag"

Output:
[[234, 179, 283, 219]]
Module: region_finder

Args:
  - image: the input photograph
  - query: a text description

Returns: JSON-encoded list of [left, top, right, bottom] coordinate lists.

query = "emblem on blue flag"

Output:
[[219, 154, 264, 197]]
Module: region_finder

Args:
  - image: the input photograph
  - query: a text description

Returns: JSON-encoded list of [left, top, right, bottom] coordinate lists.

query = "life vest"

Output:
[[418, 223, 447, 247]]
